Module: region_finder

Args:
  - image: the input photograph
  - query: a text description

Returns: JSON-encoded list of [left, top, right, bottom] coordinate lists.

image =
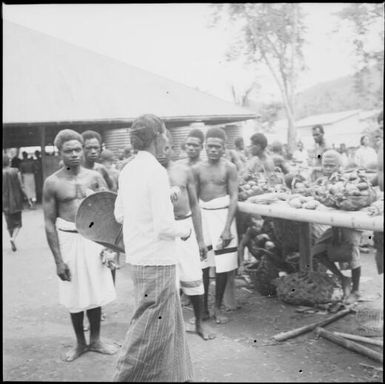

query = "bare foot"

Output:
[[62, 344, 88, 362], [344, 290, 361, 305], [213, 310, 229, 324], [189, 310, 210, 325], [88, 340, 120, 355], [341, 276, 352, 298], [10, 240, 16, 252], [195, 322, 216, 341]]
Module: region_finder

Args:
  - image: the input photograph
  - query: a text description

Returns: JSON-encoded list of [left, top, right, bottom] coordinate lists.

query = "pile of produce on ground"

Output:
[[312, 170, 377, 211], [273, 271, 339, 306]]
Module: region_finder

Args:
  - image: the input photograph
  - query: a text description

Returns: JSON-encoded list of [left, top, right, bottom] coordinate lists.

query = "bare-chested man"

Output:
[[157, 133, 215, 340], [81, 130, 114, 191], [243, 133, 275, 178], [43, 129, 118, 362], [193, 127, 239, 324], [178, 128, 205, 167]]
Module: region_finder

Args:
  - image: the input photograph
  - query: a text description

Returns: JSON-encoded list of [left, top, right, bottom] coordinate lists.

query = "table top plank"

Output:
[[238, 200, 383, 232]]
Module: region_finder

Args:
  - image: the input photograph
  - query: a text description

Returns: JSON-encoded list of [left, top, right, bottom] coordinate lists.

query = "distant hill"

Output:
[[246, 65, 383, 124], [294, 66, 383, 119]]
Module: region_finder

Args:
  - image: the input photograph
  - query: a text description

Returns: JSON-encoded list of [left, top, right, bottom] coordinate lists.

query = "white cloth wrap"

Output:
[[200, 195, 238, 273], [175, 215, 204, 295], [56, 217, 116, 313]]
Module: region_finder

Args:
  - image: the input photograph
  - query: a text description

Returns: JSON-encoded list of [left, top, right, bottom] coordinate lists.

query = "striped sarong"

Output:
[[200, 195, 238, 273], [113, 265, 193, 382]]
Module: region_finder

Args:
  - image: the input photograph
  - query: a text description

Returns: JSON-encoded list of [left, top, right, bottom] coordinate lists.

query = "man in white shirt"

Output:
[[292, 141, 308, 166], [354, 135, 378, 169], [112, 114, 193, 382]]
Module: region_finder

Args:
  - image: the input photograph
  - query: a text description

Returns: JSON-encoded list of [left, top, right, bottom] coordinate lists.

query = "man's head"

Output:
[[378, 110, 383, 129], [54, 129, 84, 168], [157, 130, 173, 168], [270, 140, 283, 154], [34, 150, 41, 159], [130, 114, 168, 158], [81, 130, 102, 163], [312, 125, 325, 145], [184, 128, 204, 160], [123, 144, 134, 159], [321, 149, 342, 177], [360, 135, 370, 147], [100, 149, 115, 167], [339, 143, 347, 153], [297, 141, 304, 151], [234, 136, 244, 151], [3, 154, 10, 168], [249, 133, 268, 157], [22, 151, 28, 159], [205, 127, 226, 161]]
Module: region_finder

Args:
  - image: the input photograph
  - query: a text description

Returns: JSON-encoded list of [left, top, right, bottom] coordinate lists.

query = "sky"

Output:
[[3, 3, 383, 104]]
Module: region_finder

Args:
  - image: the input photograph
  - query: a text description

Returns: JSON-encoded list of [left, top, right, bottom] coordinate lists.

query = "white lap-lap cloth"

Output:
[[56, 217, 116, 313], [113, 265, 193, 382], [175, 214, 204, 296], [200, 195, 238, 273], [23, 173, 36, 200]]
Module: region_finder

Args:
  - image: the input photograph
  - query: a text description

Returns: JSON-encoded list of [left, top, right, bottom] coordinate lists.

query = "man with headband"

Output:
[[113, 114, 193, 382], [311, 150, 363, 303]]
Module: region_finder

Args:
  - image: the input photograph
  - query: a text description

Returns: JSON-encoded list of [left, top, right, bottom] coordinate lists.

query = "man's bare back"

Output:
[[45, 167, 106, 222]]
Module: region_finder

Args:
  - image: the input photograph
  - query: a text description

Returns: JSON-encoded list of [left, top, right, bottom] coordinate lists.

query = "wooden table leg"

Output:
[[299, 222, 312, 272]]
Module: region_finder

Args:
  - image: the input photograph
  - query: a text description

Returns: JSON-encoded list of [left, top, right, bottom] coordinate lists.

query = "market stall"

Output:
[[238, 198, 384, 271]]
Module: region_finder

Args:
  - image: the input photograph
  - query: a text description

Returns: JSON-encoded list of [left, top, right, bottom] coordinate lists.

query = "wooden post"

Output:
[[299, 221, 312, 272], [40, 126, 46, 182]]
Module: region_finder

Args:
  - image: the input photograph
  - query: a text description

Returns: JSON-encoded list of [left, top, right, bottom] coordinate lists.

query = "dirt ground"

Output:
[[3, 207, 383, 382]]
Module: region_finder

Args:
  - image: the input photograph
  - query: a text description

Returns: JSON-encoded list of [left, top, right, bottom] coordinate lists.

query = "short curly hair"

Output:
[[188, 128, 204, 144], [130, 114, 166, 150], [312, 124, 324, 134], [250, 133, 268, 150], [81, 130, 102, 145], [54, 129, 84, 151], [206, 127, 227, 142]]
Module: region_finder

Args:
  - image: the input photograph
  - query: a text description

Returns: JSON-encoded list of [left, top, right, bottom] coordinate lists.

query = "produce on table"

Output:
[[287, 194, 320, 210], [291, 173, 313, 196], [238, 170, 289, 202], [273, 271, 338, 306], [312, 170, 377, 211]]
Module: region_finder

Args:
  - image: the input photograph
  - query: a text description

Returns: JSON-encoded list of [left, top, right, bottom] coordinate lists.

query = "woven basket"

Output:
[[274, 271, 337, 306], [355, 307, 383, 337]]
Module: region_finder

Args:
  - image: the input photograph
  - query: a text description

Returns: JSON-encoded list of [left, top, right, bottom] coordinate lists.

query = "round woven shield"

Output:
[[75, 191, 124, 253]]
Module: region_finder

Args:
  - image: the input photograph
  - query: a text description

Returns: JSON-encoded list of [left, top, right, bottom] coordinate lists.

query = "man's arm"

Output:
[[98, 164, 114, 191], [191, 164, 201, 199], [16, 171, 29, 202], [42, 178, 71, 281], [150, 168, 190, 240], [229, 150, 244, 173], [186, 167, 207, 260], [221, 162, 239, 247], [114, 173, 124, 224], [93, 171, 108, 192]]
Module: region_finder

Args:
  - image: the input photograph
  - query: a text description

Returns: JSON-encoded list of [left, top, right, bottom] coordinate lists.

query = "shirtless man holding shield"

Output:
[[43, 129, 118, 362]]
